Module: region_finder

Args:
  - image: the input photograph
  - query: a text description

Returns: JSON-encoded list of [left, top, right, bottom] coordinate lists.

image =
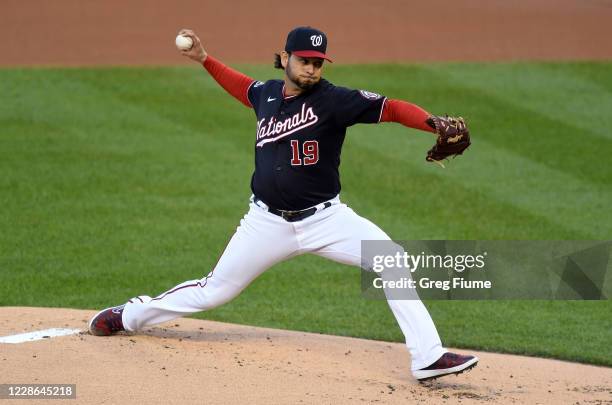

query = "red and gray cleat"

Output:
[[413, 352, 479, 382], [88, 305, 126, 336]]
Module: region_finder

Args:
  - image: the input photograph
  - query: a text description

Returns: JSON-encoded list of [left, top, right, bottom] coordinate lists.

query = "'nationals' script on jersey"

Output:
[[248, 78, 386, 210]]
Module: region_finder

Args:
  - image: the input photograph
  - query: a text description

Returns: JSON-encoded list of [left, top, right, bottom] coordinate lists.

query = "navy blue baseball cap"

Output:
[[284, 26, 333, 62]]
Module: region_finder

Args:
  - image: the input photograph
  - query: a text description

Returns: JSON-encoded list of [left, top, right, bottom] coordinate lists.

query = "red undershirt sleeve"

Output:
[[202, 55, 255, 108], [380, 99, 435, 133]]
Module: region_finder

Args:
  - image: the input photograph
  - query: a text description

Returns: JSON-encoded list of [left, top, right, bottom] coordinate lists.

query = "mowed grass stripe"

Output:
[[0, 68, 254, 149], [1, 70, 254, 305], [341, 124, 608, 239], [0, 69, 255, 205], [338, 131, 595, 240], [425, 62, 612, 140], [325, 63, 612, 185], [416, 63, 612, 185]]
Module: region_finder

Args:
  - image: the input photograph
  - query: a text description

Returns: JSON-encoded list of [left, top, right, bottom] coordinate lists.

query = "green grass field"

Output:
[[1, 62, 610, 366]]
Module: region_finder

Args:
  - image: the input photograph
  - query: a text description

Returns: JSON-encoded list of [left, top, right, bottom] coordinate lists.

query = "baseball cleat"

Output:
[[88, 305, 126, 336], [413, 352, 479, 382]]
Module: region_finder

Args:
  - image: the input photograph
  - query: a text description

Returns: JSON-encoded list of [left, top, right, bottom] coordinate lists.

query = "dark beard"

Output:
[[286, 63, 317, 91]]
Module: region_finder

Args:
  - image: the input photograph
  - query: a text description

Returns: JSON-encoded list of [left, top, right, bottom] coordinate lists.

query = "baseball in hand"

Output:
[[175, 35, 193, 51]]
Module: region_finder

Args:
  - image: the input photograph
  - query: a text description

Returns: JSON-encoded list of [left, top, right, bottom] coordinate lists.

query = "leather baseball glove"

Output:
[[425, 115, 471, 167]]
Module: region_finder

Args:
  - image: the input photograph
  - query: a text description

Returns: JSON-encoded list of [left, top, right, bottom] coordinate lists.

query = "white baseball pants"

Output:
[[122, 197, 446, 370]]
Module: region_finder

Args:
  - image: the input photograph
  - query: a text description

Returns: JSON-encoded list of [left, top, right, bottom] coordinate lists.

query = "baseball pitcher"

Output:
[[89, 26, 475, 382]]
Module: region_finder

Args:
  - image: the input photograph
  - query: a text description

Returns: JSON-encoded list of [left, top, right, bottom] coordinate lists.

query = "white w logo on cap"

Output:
[[310, 35, 323, 47]]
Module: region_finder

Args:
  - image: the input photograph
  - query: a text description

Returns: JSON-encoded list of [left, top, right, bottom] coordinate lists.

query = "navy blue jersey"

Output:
[[247, 78, 386, 210]]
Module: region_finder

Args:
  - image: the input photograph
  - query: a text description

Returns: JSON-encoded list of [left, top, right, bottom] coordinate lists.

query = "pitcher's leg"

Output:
[[122, 204, 298, 331], [300, 204, 446, 370]]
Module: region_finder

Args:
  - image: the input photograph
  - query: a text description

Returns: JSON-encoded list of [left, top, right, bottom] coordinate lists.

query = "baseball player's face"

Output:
[[285, 54, 323, 91]]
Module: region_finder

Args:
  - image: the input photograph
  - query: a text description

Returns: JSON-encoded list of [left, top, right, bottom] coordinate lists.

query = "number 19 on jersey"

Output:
[[290, 140, 319, 166]]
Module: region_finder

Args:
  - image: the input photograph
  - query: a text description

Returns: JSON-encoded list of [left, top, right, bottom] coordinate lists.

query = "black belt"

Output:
[[253, 197, 333, 222]]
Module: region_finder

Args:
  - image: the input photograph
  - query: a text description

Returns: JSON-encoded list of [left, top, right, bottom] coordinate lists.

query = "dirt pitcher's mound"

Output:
[[0, 307, 610, 404]]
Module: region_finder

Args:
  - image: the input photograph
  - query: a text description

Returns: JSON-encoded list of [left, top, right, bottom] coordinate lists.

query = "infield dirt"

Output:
[[1, 0, 612, 66], [2, 307, 611, 405]]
